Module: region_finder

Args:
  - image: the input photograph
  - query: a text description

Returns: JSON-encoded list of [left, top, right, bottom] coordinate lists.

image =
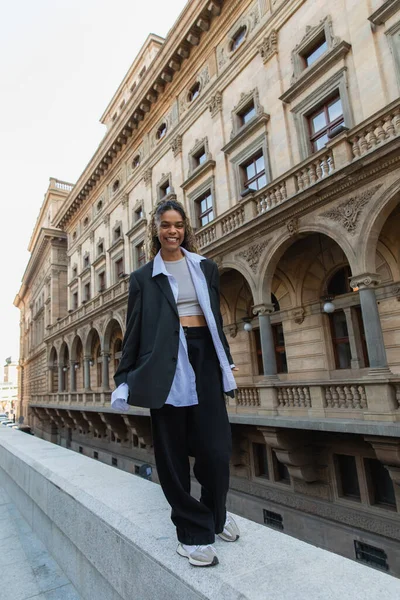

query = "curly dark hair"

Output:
[[148, 199, 198, 259]]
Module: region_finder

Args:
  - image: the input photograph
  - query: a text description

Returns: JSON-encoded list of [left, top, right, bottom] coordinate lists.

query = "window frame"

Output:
[[230, 133, 271, 198], [187, 176, 216, 231], [307, 94, 344, 152], [196, 189, 214, 229], [241, 150, 267, 192]]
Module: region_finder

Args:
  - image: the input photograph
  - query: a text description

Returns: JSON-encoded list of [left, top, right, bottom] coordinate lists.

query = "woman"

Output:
[[112, 199, 240, 567]]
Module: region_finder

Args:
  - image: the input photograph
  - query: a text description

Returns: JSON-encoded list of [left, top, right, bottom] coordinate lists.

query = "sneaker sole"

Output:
[[176, 545, 219, 567], [217, 533, 240, 542]]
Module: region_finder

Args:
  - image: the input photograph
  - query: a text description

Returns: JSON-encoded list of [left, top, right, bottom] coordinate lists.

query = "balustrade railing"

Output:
[[221, 206, 245, 235], [349, 104, 400, 159], [277, 386, 311, 408], [323, 385, 367, 410], [293, 151, 335, 192], [236, 387, 260, 407]]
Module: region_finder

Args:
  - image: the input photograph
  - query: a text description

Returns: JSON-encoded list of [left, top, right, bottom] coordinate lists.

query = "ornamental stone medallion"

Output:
[[321, 185, 382, 233]]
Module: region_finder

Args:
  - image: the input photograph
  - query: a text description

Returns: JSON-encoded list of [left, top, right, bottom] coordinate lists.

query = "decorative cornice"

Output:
[[320, 185, 382, 234]]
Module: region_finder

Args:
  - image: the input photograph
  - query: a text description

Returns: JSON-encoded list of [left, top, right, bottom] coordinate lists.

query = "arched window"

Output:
[[230, 26, 247, 52], [327, 266, 352, 296], [156, 123, 167, 140], [97, 200, 103, 212]]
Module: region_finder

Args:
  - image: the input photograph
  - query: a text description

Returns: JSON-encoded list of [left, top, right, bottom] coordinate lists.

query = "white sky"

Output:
[[0, 0, 188, 367]]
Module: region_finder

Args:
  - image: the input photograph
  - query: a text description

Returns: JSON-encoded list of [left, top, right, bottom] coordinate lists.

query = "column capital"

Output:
[[252, 303, 275, 316], [350, 272, 381, 290]]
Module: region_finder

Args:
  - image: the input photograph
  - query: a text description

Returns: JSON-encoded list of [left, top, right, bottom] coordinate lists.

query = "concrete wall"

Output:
[[1, 426, 400, 600]]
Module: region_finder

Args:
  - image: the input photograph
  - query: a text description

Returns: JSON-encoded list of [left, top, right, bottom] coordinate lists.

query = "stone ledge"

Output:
[[1, 426, 400, 600]]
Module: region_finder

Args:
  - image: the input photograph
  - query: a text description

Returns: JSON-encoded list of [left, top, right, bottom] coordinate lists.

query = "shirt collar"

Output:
[[152, 248, 205, 278]]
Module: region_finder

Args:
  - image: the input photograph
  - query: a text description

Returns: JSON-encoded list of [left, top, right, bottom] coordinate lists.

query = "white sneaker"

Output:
[[177, 543, 219, 567], [218, 514, 240, 542]]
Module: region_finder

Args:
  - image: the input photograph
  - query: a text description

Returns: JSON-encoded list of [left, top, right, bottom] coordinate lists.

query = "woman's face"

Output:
[[157, 209, 185, 252]]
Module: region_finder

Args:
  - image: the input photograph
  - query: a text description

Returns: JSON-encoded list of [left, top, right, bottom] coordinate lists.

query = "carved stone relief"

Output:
[[236, 240, 269, 274], [258, 30, 278, 63], [320, 185, 382, 234], [208, 91, 223, 117]]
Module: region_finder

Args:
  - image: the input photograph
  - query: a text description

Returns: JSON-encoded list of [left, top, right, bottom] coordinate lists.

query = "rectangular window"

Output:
[[308, 95, 344, 152], [72, 266, 77, 279], [242, 151, 267, 191], [253, 443, 269, 479], [354, 541, 388, 572], [112, 457, 118, 466], [302, 35, 328, 68], [114, 226, 121, 241], [330, 311, 352, 369], [98, 271, 106, 292], [160, 180, 171, 198], [84, 283, 91, 302], [135, 207, 143, 221], [115, 258, 124, 279], [239, 102, 256, 126], [273, 451, 290, 484], [336, 454, 361, 500], [97, 242, 104, 256], [94, 451, 99, 460], [194, 147, 207, 168], [78, 446, 83, 454], [136, 242, 146, 268], [72, 292, 78, 310], [196, 191, 214, 228], [263, 509, 284, 531], [83, 255, 90, 269], [364, 458, 396, 509]]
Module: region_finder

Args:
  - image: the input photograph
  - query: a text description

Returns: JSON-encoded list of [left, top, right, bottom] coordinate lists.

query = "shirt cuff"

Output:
[[111, 383, 130, 412], [230, 364, 236, 369]]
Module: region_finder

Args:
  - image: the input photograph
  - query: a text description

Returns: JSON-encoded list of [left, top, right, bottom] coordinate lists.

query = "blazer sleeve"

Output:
[[210, 262, 234, 366], [113, 273, 141, 387]]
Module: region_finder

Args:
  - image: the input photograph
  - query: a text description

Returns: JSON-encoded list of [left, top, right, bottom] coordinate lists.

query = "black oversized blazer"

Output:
[[113, 256, 235, 409]]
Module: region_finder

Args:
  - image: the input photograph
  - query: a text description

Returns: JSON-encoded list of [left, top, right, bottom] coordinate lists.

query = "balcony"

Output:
[[195, 99, 400, 251], [1, 426, 400, 600]]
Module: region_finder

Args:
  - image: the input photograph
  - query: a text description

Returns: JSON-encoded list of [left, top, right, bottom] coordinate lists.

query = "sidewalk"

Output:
[[0, 484, 81, 600]]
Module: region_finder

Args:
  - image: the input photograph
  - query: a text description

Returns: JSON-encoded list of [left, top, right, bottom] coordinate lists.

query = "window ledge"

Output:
[[108, 237, 124, 254], [222, 114, 270, 155], [81, 267, 91, 279], [369, 0, 400, 25], [181, 159, 216, 190], [92, 253, 106, 268], [68, 277, 79, 289], [126, 218, 147, 239], [280, 41, 351, 104]]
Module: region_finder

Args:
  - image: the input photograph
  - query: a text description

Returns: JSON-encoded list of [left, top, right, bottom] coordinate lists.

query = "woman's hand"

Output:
[[231, 367, 239, 372]]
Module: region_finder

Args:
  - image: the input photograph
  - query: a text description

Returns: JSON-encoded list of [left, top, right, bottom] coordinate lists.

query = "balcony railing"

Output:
[[195, 99, 400, 250]]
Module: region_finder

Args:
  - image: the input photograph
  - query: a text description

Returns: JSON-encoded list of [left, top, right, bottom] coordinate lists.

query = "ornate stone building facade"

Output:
[[15, 0, 400, 576]]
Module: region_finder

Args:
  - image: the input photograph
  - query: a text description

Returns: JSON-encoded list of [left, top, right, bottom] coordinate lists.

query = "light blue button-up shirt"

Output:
[[111, 248, 236, 410]]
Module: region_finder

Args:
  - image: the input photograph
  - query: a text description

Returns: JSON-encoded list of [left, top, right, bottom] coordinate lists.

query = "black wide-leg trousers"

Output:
[[150, 326, 232, 545]]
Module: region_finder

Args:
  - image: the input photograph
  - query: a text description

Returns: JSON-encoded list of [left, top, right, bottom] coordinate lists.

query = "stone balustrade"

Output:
[[257, 181, 287, 214], [323, 385, 367, 410], [236, 387, 260, 407], [277, 386, 311, 408], [349, 100, 400, 159]]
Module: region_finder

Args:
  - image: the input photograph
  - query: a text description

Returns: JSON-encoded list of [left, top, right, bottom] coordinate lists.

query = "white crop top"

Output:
[[164, 256, 204, 317]]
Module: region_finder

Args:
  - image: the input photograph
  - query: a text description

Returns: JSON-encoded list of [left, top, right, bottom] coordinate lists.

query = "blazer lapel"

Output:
[[154, 274, 179, 318]]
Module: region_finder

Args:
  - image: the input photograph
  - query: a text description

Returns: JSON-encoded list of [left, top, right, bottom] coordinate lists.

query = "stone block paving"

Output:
[[0, 485, 81, 600]]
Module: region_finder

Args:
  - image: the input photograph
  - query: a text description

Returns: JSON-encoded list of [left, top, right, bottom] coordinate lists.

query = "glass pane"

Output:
[[332, 312, 348, 338], [365, 458, 396, 506], [201, 215, 208, 227], [328, 98, 343, 122], [208, 210, 214, 222], [246, 162, 256, 180], [305, 39, 328, 67], [337, 342, 352, 369], [255, 154, 265, 173], [242, 106, 256, 124], [247, 181, 258, 191], [315, 133, 329, 150], [311, 110, 327, 133], [200, 198, 206, 213], [257, 174, 267, 189], [337, 454, 360, 499], [206, 195, 213, 209], [197, 152, 206, 165]]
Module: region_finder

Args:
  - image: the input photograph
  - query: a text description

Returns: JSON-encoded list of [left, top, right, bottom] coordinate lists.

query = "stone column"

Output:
[[350, 273, 389, 371], [253, 303, 278, 378], [69, 360, 76, 392], [57, 364, 63, 393], [102, 352, 110, 390], [83, 356, 91, 391], [343, 307, 364, 369]]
